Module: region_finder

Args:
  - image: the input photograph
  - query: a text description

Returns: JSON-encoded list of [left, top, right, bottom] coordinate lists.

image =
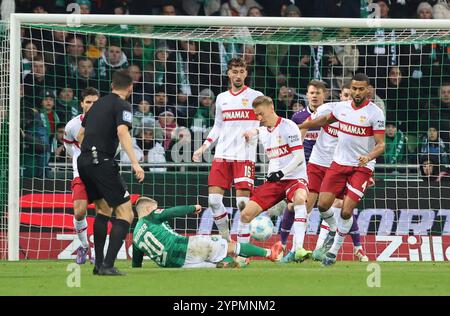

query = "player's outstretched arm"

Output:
[[193, 100, 223, 162], [153, 205, 201, 222], [117, 124, 145, 182], [358, 133, 386, 167], [298, 113, 336, 130]]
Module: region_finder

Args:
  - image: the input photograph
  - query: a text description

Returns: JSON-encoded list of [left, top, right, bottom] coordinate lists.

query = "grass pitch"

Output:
[[0, 260, 448, 296]]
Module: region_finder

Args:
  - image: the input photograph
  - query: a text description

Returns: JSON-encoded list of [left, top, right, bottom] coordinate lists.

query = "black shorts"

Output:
[[77, 153, 130, 207]]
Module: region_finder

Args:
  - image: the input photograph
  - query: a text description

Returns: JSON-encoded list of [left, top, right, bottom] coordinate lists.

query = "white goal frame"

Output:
[[8, 13, 450, 260]]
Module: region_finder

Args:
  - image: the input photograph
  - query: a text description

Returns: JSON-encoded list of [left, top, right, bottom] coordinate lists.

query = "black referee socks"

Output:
[[93, 213, 110, 268], [103, 219, 130, 268]]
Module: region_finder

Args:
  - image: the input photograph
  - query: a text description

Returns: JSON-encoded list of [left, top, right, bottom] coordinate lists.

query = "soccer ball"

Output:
[[249, 215, 274, 241]]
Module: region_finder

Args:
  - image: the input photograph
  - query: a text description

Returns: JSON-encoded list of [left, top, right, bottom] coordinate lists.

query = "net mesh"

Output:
[[2, 20, 450, 261]]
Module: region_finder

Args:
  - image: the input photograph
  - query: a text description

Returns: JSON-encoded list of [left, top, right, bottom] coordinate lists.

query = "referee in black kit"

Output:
[[77, 69, 144, 276]]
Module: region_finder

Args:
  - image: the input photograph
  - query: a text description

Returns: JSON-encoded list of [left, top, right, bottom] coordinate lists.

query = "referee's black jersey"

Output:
[[81, 93, 132, 158]]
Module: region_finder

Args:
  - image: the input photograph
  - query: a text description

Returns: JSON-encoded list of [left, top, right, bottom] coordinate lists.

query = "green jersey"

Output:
[[132, 205, 196, 268]]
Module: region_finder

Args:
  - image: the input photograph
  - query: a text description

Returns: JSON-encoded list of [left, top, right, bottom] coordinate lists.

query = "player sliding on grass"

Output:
[[299, 73, 385, 266], [131, 197, 283, 269], [241, 95, 309, 264]]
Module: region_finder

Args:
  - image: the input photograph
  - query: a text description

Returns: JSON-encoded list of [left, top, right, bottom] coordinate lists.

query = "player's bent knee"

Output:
[[208, 194, 223, 209]]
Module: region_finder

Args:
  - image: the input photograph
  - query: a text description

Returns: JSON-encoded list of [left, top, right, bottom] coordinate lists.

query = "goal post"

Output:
[[5, 13, 450, 261]]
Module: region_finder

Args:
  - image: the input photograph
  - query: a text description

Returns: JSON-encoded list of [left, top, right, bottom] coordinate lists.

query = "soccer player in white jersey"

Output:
[[299, 73, 385, 266], [302, 83, 368, 262], [240, 96, 309, 263], [193, 58, 263, 245], [63, 87, 99, 264]]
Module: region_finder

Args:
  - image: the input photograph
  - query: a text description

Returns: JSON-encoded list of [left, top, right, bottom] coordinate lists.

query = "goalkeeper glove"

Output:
[[266, 170, 284, 182]]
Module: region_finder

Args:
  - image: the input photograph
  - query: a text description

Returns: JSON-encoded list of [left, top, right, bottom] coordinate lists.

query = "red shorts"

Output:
[[71, 177, 88, 201], [320, 162, 373, 202], [307, 162, 329, 194], [208, 159, 255, 190], [251, 179, 308, 210]]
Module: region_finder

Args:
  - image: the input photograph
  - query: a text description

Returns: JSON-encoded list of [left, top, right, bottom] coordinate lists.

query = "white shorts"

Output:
[[182, 235, 228, 268]]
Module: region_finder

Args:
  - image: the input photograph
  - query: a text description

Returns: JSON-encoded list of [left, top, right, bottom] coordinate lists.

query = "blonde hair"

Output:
[[135, 196, 158, 217], [252, 95, 273, 108]]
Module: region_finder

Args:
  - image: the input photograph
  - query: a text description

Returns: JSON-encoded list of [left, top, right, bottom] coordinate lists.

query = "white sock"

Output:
[[73, 217, 89, 248], [236, 196, 249, 211], [234, 243, 241, 255], [292, 205, 307, 251], [315, 220, 330, 250], [320, 208, 337, 232], [237, 221, 251, 243], [330, 206, 341, 217], [329, 216, 353, 256], [209, 194, 230, 241]]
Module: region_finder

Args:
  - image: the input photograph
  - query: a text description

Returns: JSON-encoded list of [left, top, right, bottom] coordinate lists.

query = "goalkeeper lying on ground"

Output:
[[132, 197, 283, 268]]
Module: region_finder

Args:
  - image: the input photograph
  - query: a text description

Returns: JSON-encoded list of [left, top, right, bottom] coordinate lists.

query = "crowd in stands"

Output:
[[14, 0, 450, 183]]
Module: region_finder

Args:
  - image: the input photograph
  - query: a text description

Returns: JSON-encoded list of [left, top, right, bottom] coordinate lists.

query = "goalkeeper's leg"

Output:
[[208, 187, 231, 241]]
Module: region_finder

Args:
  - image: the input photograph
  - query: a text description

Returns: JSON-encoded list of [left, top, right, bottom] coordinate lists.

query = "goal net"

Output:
[[3, 14, 450, 261]]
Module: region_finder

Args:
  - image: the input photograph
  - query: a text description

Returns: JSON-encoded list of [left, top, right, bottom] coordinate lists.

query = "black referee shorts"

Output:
[[77, 153, 130, 208]]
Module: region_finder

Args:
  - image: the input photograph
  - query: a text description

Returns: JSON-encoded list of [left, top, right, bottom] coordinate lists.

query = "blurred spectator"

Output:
[[423, 82, 450, 140], [327, 27, 360, 92], [381, 122, 408, 165], [182, 0, 221, 15], [420, 155, 450, 184], [161, 2, 177, 15], [384, 66, 409, 129], [283, 4, 301, 17], [417, 1, 433, 18], [21, 103, 49, 178], [420, 126, 449, 164], [154, 45, 172, 91], [37, 89, 60, 172], [47, 30, 67, 64], [23, 56, 55, 105], [22, 41, 39, 78], [121, 127, 167, 172], [96, 40, 129, 82], [191, 88, 215, 133], [55, 35, 85, 80], [277, 86, 297, 116], [128, 63, 152, 104], [433, 0, 450, 18], [368, 84, 386, 115], [153, 87, 176, 117], [76, 0, 92, 14], [133, 99, 164, 142], [86, 34, 108, 60], [157, 110, 178, 150], [248, 6, 264, 16], [56, 87, 80, 124], [128, 37, 156, 70], [220, 0, 262, 16], [69, 57, 107, 97], [50, 123, 68, 163], [242, 44, 266, 92]]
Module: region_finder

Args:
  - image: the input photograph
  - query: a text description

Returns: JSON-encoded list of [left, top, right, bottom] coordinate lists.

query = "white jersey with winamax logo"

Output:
[[206, 86, 263, 161], [331, 100, 385, 171], [63, 114, 83, 178], [258, 117, 307, 181], [309, 102, 340, 168]]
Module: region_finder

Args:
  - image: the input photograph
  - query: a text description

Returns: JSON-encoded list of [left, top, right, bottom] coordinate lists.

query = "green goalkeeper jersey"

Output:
[[132, 205, 196, 268]]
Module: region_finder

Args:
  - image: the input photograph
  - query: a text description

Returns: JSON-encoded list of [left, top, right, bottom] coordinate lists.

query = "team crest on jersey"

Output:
[[277, 135, 284, 144], [242, 98, 249, 106], [359, 116, 367, 123], [154, 209, 164, 214]]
